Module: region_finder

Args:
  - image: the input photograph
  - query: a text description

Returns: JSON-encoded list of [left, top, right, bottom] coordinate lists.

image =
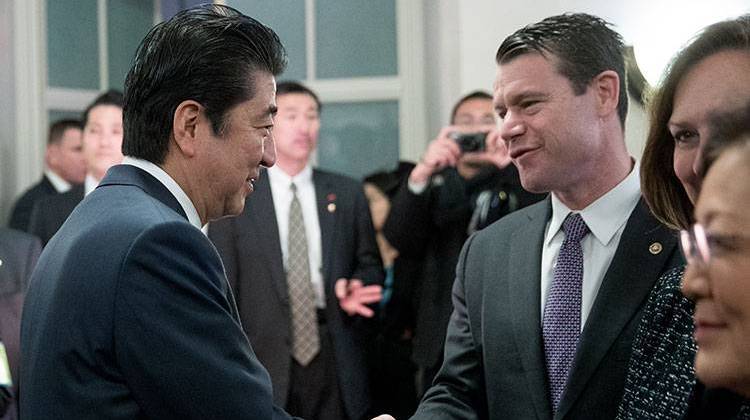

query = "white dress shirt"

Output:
[[541, 161, 641, 330], [84, 174, 99, 196], [121, 157, 203, 230], [268, 165, 325, 308], [44, 169, 72, 193]]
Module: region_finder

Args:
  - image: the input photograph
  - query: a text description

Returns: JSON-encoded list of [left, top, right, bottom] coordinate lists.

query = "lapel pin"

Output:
[[649, 242, 663, 255], [327, 193, 336, 202], [327, 203, 336, 213]]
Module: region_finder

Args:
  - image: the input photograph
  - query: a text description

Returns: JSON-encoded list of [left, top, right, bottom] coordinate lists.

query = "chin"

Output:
[[695, 352, 743, 393]]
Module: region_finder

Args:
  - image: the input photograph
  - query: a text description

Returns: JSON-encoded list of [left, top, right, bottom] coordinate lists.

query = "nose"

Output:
[[681, 263, 710, 302], [692, 143, 705, 177], [499, 111, 525, 143], [261, 134, 276, 168]]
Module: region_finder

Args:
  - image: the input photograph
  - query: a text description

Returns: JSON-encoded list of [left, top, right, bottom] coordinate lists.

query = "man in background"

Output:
[[8, 119, 85, 232], [383, 91, 544, 394], [27, 91, 123, 245], [0, 228, 40, 420], [210, 81, 383, 420]]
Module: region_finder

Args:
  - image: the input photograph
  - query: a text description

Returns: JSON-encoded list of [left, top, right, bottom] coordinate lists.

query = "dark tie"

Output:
[[543, 212, 590, 411], [287, 183, 320, 366]]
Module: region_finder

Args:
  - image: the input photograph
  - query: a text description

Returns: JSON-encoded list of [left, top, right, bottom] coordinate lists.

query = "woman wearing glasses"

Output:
[[680, 102, 750, 417], [617, 15, 750, 420]]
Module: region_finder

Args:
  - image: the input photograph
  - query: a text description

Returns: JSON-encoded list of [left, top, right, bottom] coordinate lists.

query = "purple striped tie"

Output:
[[543, 213, 589, 411]]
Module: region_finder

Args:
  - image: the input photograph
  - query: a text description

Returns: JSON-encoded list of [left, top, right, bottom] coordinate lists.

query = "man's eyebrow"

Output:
[[507, 90, 547, 105]]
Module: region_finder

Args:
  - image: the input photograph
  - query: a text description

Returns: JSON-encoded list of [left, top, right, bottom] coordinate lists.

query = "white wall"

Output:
[[0, 1, 15, 221]]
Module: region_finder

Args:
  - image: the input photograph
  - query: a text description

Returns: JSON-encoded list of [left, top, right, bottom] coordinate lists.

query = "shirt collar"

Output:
[[121, 156, 203, 230], [44, 169, 72, 193], [84, 174, 99, 196], [547, 160, 641, 246], [268, 164, 313, 189]]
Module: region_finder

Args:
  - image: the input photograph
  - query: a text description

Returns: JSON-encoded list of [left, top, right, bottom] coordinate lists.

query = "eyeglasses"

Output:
[[680, 224, 711, 268], [680, 223, 750, 268]]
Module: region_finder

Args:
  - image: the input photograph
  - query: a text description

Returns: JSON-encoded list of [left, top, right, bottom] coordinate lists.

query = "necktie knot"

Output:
[[290, 182, 298, 194], [562, 213, 589, 243]]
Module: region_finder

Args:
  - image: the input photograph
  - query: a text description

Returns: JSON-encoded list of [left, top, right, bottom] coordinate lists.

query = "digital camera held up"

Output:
[[449, 132, 488, 153]]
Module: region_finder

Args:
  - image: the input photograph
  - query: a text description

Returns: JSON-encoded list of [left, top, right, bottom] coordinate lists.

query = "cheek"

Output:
[[712, 261, 750, 319]]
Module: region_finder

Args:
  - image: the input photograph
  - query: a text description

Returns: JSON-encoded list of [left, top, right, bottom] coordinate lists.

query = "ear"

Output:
[[44, 144, 56, 166], [172, 100, 204, 158], [592, 70, 620, 119]]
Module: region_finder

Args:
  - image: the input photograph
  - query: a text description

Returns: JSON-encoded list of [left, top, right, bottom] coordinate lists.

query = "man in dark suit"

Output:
[[8, 119, 85, 232], [27, 91, 124, 246], [210, 81, 384, 420], [406, 14, 682, 420], [383, 91, 544, 394], [0, 228, 40, 420], [20, 5, 297, 419]]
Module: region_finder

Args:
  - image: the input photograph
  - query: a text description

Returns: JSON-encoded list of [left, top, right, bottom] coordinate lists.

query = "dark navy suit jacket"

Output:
[[8, 175, 57, 232], [20, 164, 295, 419]]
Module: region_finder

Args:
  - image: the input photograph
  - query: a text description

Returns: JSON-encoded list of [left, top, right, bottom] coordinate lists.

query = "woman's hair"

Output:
[[640, 14, 750, 230]]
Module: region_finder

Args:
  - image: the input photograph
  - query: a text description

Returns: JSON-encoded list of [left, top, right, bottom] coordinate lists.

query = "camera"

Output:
[[450, 132, 487, 153]]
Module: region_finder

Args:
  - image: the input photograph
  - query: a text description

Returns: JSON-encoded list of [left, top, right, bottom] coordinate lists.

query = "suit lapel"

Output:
[[506, 199, 553, 419], [246, 173, 288, 304], [313, 170, 336, 288], [557, 199, 677, 417]]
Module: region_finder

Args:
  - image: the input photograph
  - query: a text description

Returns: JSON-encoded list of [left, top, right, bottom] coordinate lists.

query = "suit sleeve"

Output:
[[383, 181, 432, 258], [114, 221, 295, 419], [351, 184, 385, 287], [411, 234, 487, 419]]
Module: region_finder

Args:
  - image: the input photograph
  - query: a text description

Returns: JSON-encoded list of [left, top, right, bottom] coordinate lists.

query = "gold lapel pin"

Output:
[[327, 203, 336, 213], [649, 242, 663, 255]]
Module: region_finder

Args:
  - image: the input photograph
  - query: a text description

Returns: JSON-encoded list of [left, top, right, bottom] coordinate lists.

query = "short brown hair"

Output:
[[48, 119, 82, 145], [641, 14, 750, 230]]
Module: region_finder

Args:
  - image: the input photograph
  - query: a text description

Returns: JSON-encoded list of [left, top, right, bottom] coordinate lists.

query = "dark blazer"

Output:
[[27, 184, 84, 246], [411, 198, 682, 420], [0, 228, 41, 420], [8, 175, 57, 232], [209, 168, 384, 420], [20, 165, 295, 420]]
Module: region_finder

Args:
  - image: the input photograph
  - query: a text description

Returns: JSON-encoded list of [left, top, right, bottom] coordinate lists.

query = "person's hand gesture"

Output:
[[335, 278, 382, 317]]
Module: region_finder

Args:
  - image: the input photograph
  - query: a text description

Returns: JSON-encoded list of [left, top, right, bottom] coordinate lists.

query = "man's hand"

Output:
[[481, 128, 512, 169], [458, 126, 512, 170], [335, 278, 382, 317], [409, 126, 463, 185]]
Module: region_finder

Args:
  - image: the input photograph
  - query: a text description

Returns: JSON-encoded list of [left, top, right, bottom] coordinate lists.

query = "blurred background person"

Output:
[[27, 90, 124, 246], [0, 228, 41, 420], [8, 119, 85, 232], [382, 91, 545, 394], [617, 14, 750, 420], [363, 162, 420, 419], [209, 81, 383, 420]]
